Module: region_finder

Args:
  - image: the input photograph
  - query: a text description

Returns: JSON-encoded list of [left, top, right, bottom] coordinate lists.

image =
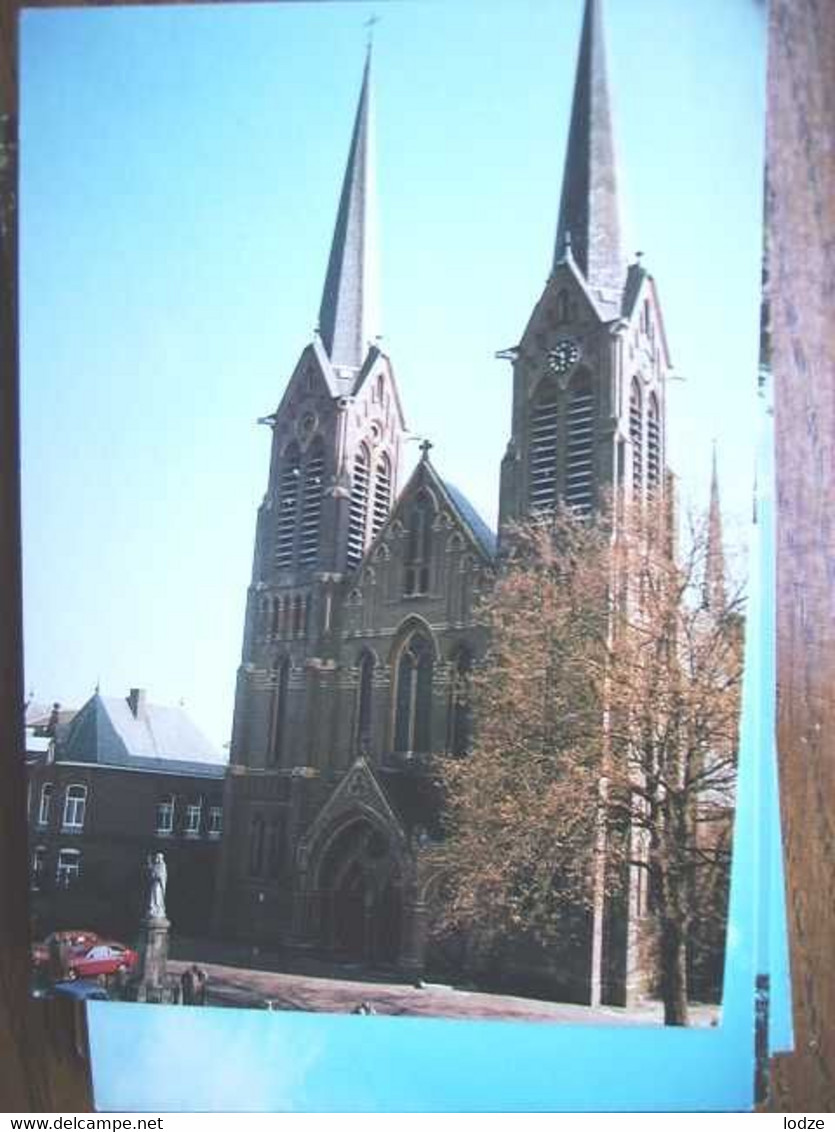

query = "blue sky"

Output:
[[20, 0, 766, 747]]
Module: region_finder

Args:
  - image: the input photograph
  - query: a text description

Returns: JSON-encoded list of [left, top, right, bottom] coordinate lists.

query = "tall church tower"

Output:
[[231, 45, 407, 774], [215, 50, 407, 936], [499, 0, 671, 535]]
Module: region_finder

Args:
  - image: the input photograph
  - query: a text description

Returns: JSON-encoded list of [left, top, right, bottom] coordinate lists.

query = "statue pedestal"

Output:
[[135, 915, 178, 1003]]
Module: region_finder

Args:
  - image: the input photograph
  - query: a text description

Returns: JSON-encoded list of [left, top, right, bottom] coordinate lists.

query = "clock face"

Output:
[[548, 338, 581, 375]]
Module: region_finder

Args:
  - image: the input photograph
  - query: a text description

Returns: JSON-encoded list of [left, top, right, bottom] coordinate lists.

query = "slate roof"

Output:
[[554, 0, 626, 299], [317, 48, 380, 373], [440, 479, 497, 559], [57, 692, 226, 779]]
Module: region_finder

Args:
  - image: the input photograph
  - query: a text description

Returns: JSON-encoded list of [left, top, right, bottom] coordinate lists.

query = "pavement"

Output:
[[166, 952, 720, 1027]]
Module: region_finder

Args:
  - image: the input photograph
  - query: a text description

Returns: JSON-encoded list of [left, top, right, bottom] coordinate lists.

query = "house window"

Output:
[[62, 784, 87, 831], [156, 795, 175, 836], [275, 444, 301, 569], [37, 783, 53, 826], [565, 374, 595, 516], [56, 848, 81, 888], [394, 630, 434, 754], [268, 658, 290, 765], [529, 381, 559, 512], [208, 806, 223, 838], [31, 846, 46, 890], [184, 799, 203, 838], [447, 647, 473, 756], [404, 490, 435, 596], [355, 650, 375, 755]]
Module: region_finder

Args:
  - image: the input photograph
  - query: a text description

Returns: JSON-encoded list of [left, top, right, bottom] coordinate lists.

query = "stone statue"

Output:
[[146, 851, 167, 920]]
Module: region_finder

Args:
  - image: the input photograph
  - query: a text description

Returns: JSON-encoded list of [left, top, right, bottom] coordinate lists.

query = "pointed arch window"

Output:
[[275, 444, 301, 569], [299, 440, 325, 569], [630, 379, 644, 496], [565, 373, 595, 515], [268, 817, 284, 877], [268, 658, 290, 765], [249, 815, 265, 876], [405, 490, 435, 596], [394, 630, 434, 754], [529, 381, 559, 512], [447, 646, 473, 757], [347, 445, 370, 570], [372, 453, 392, 540], [647, 393, 660, 493], [355, 650, 375, 755]]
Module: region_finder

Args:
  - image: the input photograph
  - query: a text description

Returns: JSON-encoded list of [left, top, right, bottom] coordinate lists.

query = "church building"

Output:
[[213, 0, 674, 1006]]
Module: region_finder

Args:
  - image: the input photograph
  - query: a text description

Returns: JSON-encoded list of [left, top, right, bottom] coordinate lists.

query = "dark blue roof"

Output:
[[441, 480, 497, 558]]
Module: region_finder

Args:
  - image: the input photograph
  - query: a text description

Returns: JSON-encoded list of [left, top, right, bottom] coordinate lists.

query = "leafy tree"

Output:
[[434, 495, 743, 1025]]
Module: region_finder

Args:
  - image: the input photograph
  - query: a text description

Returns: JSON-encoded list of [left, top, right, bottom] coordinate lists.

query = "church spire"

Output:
[[318, 47, 380, 373], [554, 0, 626, 297], [704, 444, 726, 612]]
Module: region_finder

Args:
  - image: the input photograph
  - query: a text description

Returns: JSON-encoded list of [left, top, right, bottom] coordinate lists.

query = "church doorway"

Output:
[[317, 819, 403, 967]]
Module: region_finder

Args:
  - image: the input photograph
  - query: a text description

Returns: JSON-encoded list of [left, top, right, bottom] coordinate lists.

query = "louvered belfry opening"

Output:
[[299, 441, 325, 568], [647, 393, 660, 493], [529, 382, 559, 512], [346, 445, 370, 570], [630, 379, 643, 497], [275, 444, 301, 569], [565, 374, 595, 515], [372, 453, 391, 540]]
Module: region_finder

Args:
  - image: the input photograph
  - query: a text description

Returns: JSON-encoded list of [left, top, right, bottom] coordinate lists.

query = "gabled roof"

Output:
[[554, 0, 626, 299], [317, 48, 380, 374], [620, 262, 672, 367], [387, 454, 496, 561], [57, 691, 226, 779], [439, 479, 497, 558]]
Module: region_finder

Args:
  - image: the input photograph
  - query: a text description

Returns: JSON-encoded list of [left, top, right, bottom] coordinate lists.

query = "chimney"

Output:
[[46, 702, 60, 737], [127, 688, 147, 719]]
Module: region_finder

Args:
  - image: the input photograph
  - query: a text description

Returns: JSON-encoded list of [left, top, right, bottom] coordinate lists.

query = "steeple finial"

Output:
[[704, 443, 726, 612], [318, 48, 380, 372], [554, 0, 626, 295]]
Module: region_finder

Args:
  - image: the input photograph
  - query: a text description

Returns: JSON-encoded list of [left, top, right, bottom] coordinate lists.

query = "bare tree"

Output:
[[434, 495, 743, 1025]]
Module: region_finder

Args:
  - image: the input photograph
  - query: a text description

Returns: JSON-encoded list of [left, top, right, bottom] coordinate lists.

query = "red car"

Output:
[[31, 930, 100, 970], [67, 942, 138, 980]]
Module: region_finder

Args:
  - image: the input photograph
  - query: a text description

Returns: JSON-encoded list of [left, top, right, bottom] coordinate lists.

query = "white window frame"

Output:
[[37, 783, 53, 826], [62, 784, 87, 831], [184, 798, 202, 838], [156, 795, 175, 837], [208, 806, 223, 838], [56, 848, 81, 888]]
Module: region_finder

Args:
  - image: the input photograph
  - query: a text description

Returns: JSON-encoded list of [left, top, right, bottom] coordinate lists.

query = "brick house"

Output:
[[27, 687, 227, 941]]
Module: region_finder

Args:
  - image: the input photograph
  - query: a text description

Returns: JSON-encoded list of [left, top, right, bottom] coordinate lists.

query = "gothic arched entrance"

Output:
[[316, 819, 403, 966]]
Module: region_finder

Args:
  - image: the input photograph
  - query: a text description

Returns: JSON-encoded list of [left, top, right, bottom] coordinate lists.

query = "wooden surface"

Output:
[[0, 0, 833, 1113], [767, 0, 835, 1114]]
